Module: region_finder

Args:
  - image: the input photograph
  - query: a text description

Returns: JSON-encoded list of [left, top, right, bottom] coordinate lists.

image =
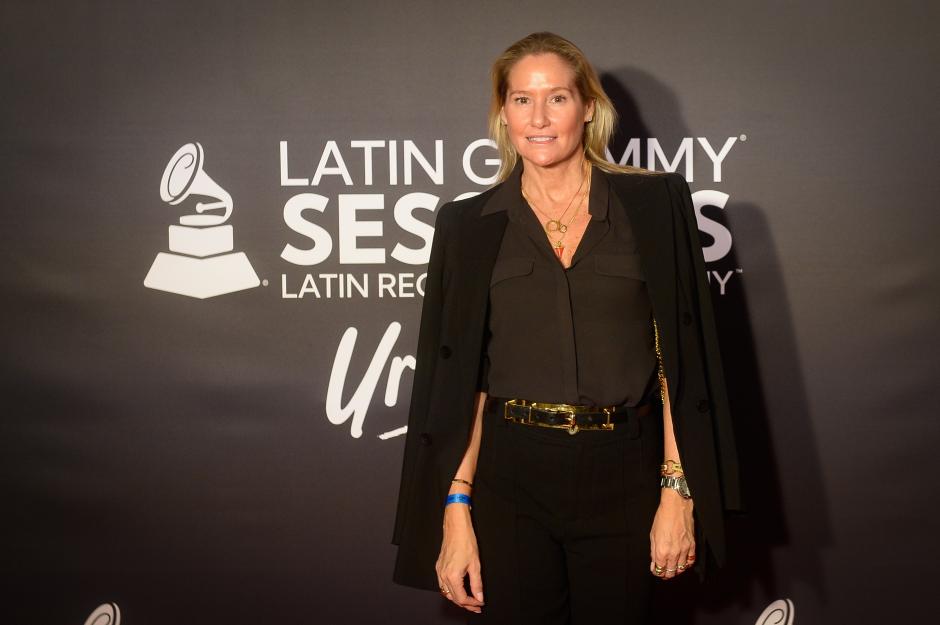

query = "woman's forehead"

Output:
[[506, 53, 576, 90]]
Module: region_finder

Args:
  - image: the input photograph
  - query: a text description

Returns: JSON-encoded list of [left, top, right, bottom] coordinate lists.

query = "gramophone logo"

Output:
[[144, 142, 260, 298]]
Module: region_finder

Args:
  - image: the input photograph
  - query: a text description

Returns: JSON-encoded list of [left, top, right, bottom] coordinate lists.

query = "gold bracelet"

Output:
[[451, 478, 473, 488], [660, 460, 684, 475]]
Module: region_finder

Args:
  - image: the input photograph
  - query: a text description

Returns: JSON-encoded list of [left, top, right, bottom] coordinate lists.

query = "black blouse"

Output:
[[478, 161, 659, 407]]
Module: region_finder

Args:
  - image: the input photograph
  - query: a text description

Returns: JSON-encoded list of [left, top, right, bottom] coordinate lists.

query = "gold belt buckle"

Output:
[[533, 402, 578, 435], [542, 403, 580, 435], [566, 412, 579, 435]]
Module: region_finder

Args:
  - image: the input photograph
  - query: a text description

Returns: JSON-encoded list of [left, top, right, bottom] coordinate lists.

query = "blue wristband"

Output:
[[445, 493, 472, 507]]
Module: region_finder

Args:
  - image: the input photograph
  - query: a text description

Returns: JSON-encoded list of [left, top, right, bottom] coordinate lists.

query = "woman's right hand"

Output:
[[435, 503, 485, 613]]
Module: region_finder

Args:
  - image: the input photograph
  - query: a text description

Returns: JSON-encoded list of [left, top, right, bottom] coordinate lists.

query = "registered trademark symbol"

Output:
[[262, 279, 269, 287], [739, 134, 747, 141]]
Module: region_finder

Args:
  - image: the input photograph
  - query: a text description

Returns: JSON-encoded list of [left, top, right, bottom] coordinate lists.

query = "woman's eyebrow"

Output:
[[508, 86, 573, 96]]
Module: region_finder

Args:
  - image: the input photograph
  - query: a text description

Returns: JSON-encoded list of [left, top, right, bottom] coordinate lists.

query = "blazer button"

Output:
[[419, 432, 432, 446], [440, 345, 452, 359], [697, 399, 710, 413], [682, 312, 693, 326]]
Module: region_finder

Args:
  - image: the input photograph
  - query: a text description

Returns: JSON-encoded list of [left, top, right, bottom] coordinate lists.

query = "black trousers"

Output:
[[467, 397, 663, 625]]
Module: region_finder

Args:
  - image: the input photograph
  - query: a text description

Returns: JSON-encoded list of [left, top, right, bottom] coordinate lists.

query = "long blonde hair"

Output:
[[488, 32, 661, 182]]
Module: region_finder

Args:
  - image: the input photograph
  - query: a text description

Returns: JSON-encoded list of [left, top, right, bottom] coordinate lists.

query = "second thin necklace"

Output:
[[521, 161, 589, 259]]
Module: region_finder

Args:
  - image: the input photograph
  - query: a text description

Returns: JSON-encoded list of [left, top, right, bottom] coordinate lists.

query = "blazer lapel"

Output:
[[606, 172, 681, 404], [453, 198, 508, 383]]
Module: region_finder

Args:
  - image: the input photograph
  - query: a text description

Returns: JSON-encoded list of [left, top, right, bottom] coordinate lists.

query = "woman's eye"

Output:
[[551, 95, 567, 103], [514, 96, 529, 104]]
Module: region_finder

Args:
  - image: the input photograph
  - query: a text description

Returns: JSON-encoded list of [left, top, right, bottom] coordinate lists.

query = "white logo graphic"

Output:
[[144, 142, 260, 299], [756, 598, 795, 625], [83, 603, 120, 625]]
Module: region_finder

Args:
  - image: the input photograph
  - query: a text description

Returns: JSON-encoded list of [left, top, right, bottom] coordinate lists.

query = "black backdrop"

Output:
[[3, 1, 938, 624]]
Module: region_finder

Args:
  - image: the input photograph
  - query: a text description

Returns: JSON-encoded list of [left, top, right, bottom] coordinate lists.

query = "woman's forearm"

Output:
[[661, 377, 681, 469], [448, 391, 487, 496]]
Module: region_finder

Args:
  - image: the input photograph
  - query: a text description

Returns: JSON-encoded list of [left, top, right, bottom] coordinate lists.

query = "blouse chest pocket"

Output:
[[593, 253, 646, 282], [489, 257, 535, 287]]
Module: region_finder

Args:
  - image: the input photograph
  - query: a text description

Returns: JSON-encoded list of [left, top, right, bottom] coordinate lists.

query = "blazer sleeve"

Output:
[[391, 200, 453, 545], [667, 173, 744, 513]]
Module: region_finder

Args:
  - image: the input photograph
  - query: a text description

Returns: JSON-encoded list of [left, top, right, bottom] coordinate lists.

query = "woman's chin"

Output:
[[519, 150, 580, 170]]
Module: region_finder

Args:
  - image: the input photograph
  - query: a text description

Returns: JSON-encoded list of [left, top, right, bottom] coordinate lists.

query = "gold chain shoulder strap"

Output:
[[652, 317, 667, 407]]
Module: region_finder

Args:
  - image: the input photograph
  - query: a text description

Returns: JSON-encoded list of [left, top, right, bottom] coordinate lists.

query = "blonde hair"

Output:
[[488, 32, 661, 182]]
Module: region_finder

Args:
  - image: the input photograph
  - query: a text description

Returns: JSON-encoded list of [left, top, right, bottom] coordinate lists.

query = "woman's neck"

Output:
[[521, 154, 590, 206]]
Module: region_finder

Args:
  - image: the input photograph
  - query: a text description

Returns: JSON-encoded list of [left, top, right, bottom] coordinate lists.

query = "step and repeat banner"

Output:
[[3, 1, 937, 624]]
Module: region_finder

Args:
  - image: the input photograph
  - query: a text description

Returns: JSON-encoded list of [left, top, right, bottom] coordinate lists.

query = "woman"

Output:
[[392, 32, 741, 624]]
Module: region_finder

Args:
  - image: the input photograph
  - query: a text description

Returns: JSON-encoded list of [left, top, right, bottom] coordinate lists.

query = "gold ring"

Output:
[[677, 564, 686, 571], [665, 568, 677, 573]]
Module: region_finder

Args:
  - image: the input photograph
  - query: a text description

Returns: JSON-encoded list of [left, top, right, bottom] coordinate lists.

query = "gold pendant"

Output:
[[545, 219, 562, 233]]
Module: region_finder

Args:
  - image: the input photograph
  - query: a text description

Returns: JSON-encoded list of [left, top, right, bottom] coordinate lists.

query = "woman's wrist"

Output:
[[659, 488, 694, 507], [443, 499, 473, 529], [448, 475, 474, 496]]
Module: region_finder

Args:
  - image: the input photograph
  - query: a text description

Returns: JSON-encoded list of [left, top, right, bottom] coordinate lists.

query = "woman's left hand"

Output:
[[649, 490, 695, 580]]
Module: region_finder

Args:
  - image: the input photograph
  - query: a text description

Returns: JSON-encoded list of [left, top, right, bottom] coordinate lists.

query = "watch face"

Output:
[[678, 477, 691, 497], [662, 475, 691, 498]]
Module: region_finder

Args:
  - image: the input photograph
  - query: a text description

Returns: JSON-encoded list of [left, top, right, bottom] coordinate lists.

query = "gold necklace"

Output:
[[519, 166, 587, 238], [521, 162, 589, 259], [524, 188, 586, 259]]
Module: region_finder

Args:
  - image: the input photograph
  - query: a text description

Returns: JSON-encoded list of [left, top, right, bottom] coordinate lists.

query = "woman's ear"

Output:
[[585, 97, 596, 123], [499, 105, 507, 125]]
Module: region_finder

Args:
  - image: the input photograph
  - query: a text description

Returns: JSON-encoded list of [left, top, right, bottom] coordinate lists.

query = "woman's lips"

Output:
[[527, 136, 556, 143]]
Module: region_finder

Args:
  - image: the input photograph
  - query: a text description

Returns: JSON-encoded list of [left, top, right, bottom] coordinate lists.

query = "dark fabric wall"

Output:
[[2, 1, 937, 623]]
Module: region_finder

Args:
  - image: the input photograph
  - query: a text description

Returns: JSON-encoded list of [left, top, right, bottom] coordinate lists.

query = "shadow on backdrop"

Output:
[[601, 68, 832, 623]]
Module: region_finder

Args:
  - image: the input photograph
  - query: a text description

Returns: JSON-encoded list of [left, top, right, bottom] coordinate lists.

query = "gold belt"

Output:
[[498, 397, 646, 435]]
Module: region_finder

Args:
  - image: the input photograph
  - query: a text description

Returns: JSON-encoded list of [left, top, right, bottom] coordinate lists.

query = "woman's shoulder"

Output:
[[599, 165, 678, 202], [438, 184, 503, 222]]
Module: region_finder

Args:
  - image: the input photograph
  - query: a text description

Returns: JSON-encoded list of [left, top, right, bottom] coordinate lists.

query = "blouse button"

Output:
[[419, 433, 433, 446], [697, 399, 710, 413], [682, 312, 693, 326], [440, 345, 452, 358]]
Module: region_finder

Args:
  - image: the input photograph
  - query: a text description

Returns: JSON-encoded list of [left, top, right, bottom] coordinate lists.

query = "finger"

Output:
[[658, 546, 679, 580], [651, 540, 673, 579], [468, 559, 485, 604], [676, 540, 695, 575], [436, 575, 451, 599], [649, 536, 662, 578], [446, 572, 482, 611], [675, 539, 692, 575]]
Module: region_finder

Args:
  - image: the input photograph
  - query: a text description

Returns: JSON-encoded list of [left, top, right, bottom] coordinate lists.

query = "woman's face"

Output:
[[500, 53, 594, 171]]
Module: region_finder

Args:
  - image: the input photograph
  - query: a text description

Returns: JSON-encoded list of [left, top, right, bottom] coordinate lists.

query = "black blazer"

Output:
[[392, 168, 742, 589]]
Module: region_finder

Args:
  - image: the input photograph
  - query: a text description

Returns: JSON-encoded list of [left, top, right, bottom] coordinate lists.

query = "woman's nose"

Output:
[[530, 101, 548, 128]]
